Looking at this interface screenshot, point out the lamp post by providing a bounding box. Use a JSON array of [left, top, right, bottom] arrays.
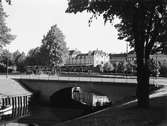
[[6, 57, 8, 78]]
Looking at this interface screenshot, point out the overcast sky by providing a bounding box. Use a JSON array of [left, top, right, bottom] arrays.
[[3, 0, 127, 54]]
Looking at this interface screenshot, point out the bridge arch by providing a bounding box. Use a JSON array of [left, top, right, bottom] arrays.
[[50, 87, 72, 107], [17, 79, 138, 105], [50, 87, 89, 108]]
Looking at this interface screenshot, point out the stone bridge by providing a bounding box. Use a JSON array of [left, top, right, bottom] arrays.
[[16, 79, 141, 104]]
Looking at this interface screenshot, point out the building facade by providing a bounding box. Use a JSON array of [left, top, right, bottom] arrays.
[[109, 53, 127, 64], [110, 52, 167, 66], [63, 49, 109, 72]]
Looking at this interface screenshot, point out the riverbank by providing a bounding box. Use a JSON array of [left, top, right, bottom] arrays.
[[57, 86, 167, 126], [0, 78, 32, 109]]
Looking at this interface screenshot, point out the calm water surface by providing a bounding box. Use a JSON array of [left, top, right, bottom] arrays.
[[0, 105, 90, 126]]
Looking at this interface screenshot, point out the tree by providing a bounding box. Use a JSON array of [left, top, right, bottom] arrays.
[[159, 61, 167, 76], [0, 0, 12, 5], [96, 64, 103, 72], [0, 49, 11, 64], [12, 50, 21, 65], [149, 58, 160, 77], [117, 62, 124, 73], [12, 50, 26, 72], [103, 62, 114, 72], [66, 0, 167, 107], [0, 49, 12, 72], [126, 61, 137, 74], [25, 47, 42, 66], [41, 24, 68, 71], [0, 2, 15, 49]]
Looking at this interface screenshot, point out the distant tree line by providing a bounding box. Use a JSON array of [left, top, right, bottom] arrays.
[[1, 48, 166, 77], [97, 61, 137, 75], [99, 59, 162, 77], [0, 24, 68, 74]]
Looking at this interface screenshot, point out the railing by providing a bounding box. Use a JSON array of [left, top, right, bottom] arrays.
[[6, 74, 135, 83], [1, 74, 161, 86], [1, 95, 31, 108]]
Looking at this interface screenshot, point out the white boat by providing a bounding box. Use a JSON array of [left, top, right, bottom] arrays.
[[0, 105, 13, 113], [72, 87, 112, 107]]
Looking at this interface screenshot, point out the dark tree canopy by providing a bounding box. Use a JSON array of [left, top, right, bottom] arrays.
[[66, 0, 167, 107], [11, 50, 26, 72], [0, 49, 12, 66], [67, 0, 167, 51], [0, 0, 11, 5], [25, 47, 43, 66]]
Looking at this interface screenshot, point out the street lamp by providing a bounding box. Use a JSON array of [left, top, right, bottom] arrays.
[[6, 57, 8, 78]]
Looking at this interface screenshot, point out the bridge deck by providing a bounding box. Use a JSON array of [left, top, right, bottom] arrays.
[[0, 74, 165, 96], [5, 74, 166, 86]]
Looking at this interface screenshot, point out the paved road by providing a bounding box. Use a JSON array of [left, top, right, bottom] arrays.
[[1, 74, 166, 86], [0, 74, 166, 96]]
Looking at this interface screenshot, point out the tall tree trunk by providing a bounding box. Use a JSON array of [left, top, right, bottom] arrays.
[[136, 56, 150, 108], [133, 1, 150, 108]]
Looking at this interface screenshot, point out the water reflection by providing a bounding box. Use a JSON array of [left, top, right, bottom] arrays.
[[0, 107, 30, 125], [0, 123, 38, 126], [0, 86, 111, 126], [18, 105, 87, 126], [0, 105, 89, 126]]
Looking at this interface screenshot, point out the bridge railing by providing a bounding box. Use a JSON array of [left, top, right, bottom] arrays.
[[5, 74, 160, 86]]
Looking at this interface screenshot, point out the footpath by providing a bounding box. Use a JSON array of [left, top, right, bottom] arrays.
[[0, 78, 31, 96], [56, 86, 167, 126]]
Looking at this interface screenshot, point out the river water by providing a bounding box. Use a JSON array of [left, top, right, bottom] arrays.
[[0, 105, 92, 126]]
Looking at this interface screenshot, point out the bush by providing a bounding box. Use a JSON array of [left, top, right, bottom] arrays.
[[160, 65, 167, 77], [103, 62, 114, 73]]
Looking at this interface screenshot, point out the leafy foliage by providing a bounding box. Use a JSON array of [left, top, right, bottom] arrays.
[[11, 50, 26, 72], [67, 0, 167, 52], [24, 24, 68, 72], [159, 63, 167, 76], [149, 58, 160, 76], [0, 2, 15, 49], [0, 0, 12, 5], [41, 24, 68, 67], [25, 47, 42, 66], [103, 62, 114, 72], [66, 0, 167, 107], [0, 49, 12, 72]]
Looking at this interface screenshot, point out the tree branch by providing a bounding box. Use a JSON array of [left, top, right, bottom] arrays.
[[145, 22, 159, 58], [145, 7, 155, 46]]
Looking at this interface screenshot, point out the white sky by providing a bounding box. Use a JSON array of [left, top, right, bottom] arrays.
[[3, 0, 127, 54]]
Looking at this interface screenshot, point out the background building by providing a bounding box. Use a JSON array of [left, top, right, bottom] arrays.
[[63, 49, 109, 72], [109, 53, 127, 64]]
